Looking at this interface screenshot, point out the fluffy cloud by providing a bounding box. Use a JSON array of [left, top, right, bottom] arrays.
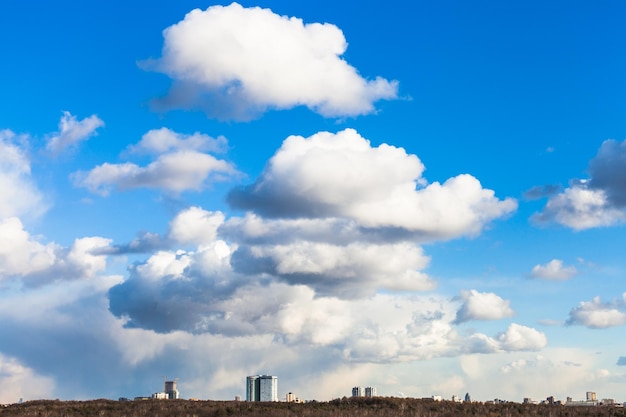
[[454, 290, 515, 323], [72, 128, 238, 195], [0, 130, 46, 219], [530, 259, 578, 280], [145, 3, 398, 120], [533, 140, 626, 229], [231, 241, 434, 298], [0, 217, 112, 286], [496, 323, 547, 351], [462, 324, 546, 354], [533, 185, 625, 230], [228, 129, 516, 239], [168, 207, 225, 246], [0, 217, 58, 280], [46, 111, 104, 155], [566, 296, 626, 329]]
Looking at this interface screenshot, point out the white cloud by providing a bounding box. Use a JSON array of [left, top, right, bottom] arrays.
[[129, 127, 228, 155], [462, 324, 546, 354], [454, 290, 514, 323], [0, 130, 46, 219], [457, 348, 621, 402], [228, 129, 516, 239], [533, 185, 625, 230], [0, 217, 58, 280], [0, 216, 113, 286], [530, 259, 578, 280], [145, 3, 398, 119], [73, 147, 238, 195], [0, 353, 55, 403], [46, 111, 104, 155], [566, 296, 626, 329], [533, 140, 626, 230], [168, 206, 226, 246], [496, 323, 547, 351], [233, 241, 434, 297]]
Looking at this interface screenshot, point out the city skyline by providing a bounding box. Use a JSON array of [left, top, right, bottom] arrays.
[[1, 0, 626, 404]]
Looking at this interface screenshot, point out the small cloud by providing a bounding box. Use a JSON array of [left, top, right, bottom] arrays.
[[463, 323, 547, 354], [566, 296, 626, 329], [530, 259, 577, 280], [523, 184, 561, 200], [454, 289, 514, 324], [72, 128, 239, 196], [497, 323, 547, 351], [46, 111, 104, 155], [532, 139, 626, 230], [128, 127, 228, 155]]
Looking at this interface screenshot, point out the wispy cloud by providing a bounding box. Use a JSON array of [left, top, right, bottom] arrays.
[[46, 111, 104, 155]]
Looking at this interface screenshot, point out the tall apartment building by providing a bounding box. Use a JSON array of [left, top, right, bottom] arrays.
[[352, 386, 363, 397], [246, 375, 278, 402], [165, 380, 179, 399], [365, 387, 377, 398], [586, 392, 597, 401]]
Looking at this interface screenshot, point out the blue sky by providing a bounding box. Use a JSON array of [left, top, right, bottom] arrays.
[[1, 0, 626, 404]]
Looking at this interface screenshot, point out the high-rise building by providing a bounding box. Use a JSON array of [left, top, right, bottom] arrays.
[[352, 386, 363, 397], [365, 387, 377, 398], [246, 375, 278, 402], [464, 393, 471, 403], [165, 380, 179, 399], [246, 376, 259, 402], [586, 392, 597, 401]]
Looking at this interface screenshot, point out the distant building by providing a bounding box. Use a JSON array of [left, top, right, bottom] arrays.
[[352, 386, 363, 397], [586, 392, 597, 401], [286, 392, 296, 402], [365, 387, 377, 398], [464, 393, 471, 403], [152, 392, 168, 400], [431, 395, 442, 402], [165, 380, 179, 399], [246, 375, 278, 402], [235, 395, 242, 402], [452, 395, 461, 403]]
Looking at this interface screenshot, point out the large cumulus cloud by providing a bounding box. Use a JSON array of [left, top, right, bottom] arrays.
[[533, 140, 626, 229], [108, 203, 545, 368], [144, 3, 398, 120], [228, 129, 516, 239]]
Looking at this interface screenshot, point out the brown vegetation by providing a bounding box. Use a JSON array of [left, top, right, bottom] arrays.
[[1, 397, 625, 417]]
